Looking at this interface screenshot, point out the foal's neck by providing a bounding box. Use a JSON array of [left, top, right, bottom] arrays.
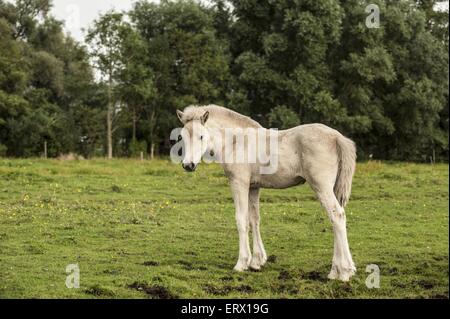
[[206, 119, 265, 131]]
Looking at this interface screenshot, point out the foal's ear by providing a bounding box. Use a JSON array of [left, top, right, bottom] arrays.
[[201, 111, 209, 125], [176, 110, 185, 124]]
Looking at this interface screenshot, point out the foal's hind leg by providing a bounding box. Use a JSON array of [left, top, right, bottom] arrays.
[[314, 186, 356, 281], [248, 188, 267, 270]]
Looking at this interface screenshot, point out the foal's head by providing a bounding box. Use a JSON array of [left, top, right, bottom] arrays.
[[176, 109, 211, 172]]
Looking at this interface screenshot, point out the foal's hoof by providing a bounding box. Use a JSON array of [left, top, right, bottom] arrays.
[[327, 269, 339, 280], [328, 266, 356, 282], [260, 253, 268, 266], [249, 260, 261, 271], [233, 258, 251, 272], [233, 264, 249, 272], [249, 253, 266, 271]]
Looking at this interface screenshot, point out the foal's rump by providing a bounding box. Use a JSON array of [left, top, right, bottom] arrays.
[[295, 124, 356, 207]]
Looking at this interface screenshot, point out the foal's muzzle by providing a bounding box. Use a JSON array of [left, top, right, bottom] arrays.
[[182, 163, 197, 172]]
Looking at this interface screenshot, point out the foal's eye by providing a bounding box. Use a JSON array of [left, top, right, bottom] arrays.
[[178, 135, 182, 142]]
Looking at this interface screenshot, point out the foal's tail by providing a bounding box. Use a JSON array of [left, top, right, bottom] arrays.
[[334, 135, 357, 208]]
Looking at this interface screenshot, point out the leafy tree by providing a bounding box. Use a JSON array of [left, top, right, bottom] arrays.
[[267, 105, 300, 129], [333, 0, 448, 160], [13, 0, 51, 39], [0, 0, 448, 161], [115, 24, 156, 157], [130, 0, 231, 154], [228, 0, 350, 129], [1, 0, 98, 157], [86, 12, 129, 159], [225, 0, 448, 160]]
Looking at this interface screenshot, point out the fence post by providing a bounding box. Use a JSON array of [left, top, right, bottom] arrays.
[[44, 141, 47, 159], [150, 143, 155, 160]]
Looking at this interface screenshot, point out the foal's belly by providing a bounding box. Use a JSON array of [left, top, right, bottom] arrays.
[[250, 129, 306, 189], [255, 174, 306, 189], [251, 160, 306, 189]]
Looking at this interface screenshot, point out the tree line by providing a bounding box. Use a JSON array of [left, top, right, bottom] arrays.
[[0, 0, 448, 161]]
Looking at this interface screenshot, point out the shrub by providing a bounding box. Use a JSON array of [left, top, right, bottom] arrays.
[[129, 140, 147, 158], [0, 144, 7, 157]]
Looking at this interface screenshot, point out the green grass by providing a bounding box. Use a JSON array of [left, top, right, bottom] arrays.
[[0, 158, 448, 299]]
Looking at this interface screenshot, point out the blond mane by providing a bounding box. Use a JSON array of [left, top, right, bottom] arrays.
[[182, 105, 262, 128]]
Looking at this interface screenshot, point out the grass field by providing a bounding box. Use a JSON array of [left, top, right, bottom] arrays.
[[0, 158, 448, 299]]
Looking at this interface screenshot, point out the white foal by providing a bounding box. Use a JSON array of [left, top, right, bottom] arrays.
[[175, 105, 356, 281]]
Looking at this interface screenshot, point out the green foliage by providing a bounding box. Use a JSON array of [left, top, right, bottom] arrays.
[[86, 12, 127, 83], [227, 0, 448, 160], [229, 0, 344, 127], [268, 105, 300, 129], [13, 0, 51, 39], [128, 0, 231, 154], [0, 0, 448, 161], [0, 0, 99, 158], [0, 143, 6, 156], [129, 139, 148, 158], [331, 0, 448, 160]]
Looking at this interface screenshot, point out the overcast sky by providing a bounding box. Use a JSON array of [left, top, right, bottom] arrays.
[[50, 0, 145, 42]]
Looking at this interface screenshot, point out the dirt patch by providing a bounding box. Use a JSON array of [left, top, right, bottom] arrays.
[[278, 269, 327, 282], [276, 284, 299, 294], [26, 245, 45, 255], [220, 275, 234, 282], [322, 282, 354, 298], [391, 279, 407, 288], [388, 267, 399, 275], [301, 270, 325, 281], [235, 285, 253, 293], [414, 279, 435, 290], [128, 282, 178, 299], [143, 261, 159, 266], [203, 284, 253, 296], [432, 254, 448, 261], [103, 269, 120, 275], [176, 260, 207, 271], [267, 255, 277, 263], [178, 260, 194, 270], [111, 185, 122, 193], [203, 284, 229, 295], [430, 292, 449, 299], [85, 285, 115, 297], [278, 270, 292, 280], [272, 271, 300, 295]]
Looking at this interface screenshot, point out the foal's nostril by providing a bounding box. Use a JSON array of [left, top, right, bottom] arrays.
[[182, 163, 196, 172]]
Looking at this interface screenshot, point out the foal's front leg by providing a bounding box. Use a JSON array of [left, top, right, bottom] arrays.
[[230, 181, 251, 272]]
